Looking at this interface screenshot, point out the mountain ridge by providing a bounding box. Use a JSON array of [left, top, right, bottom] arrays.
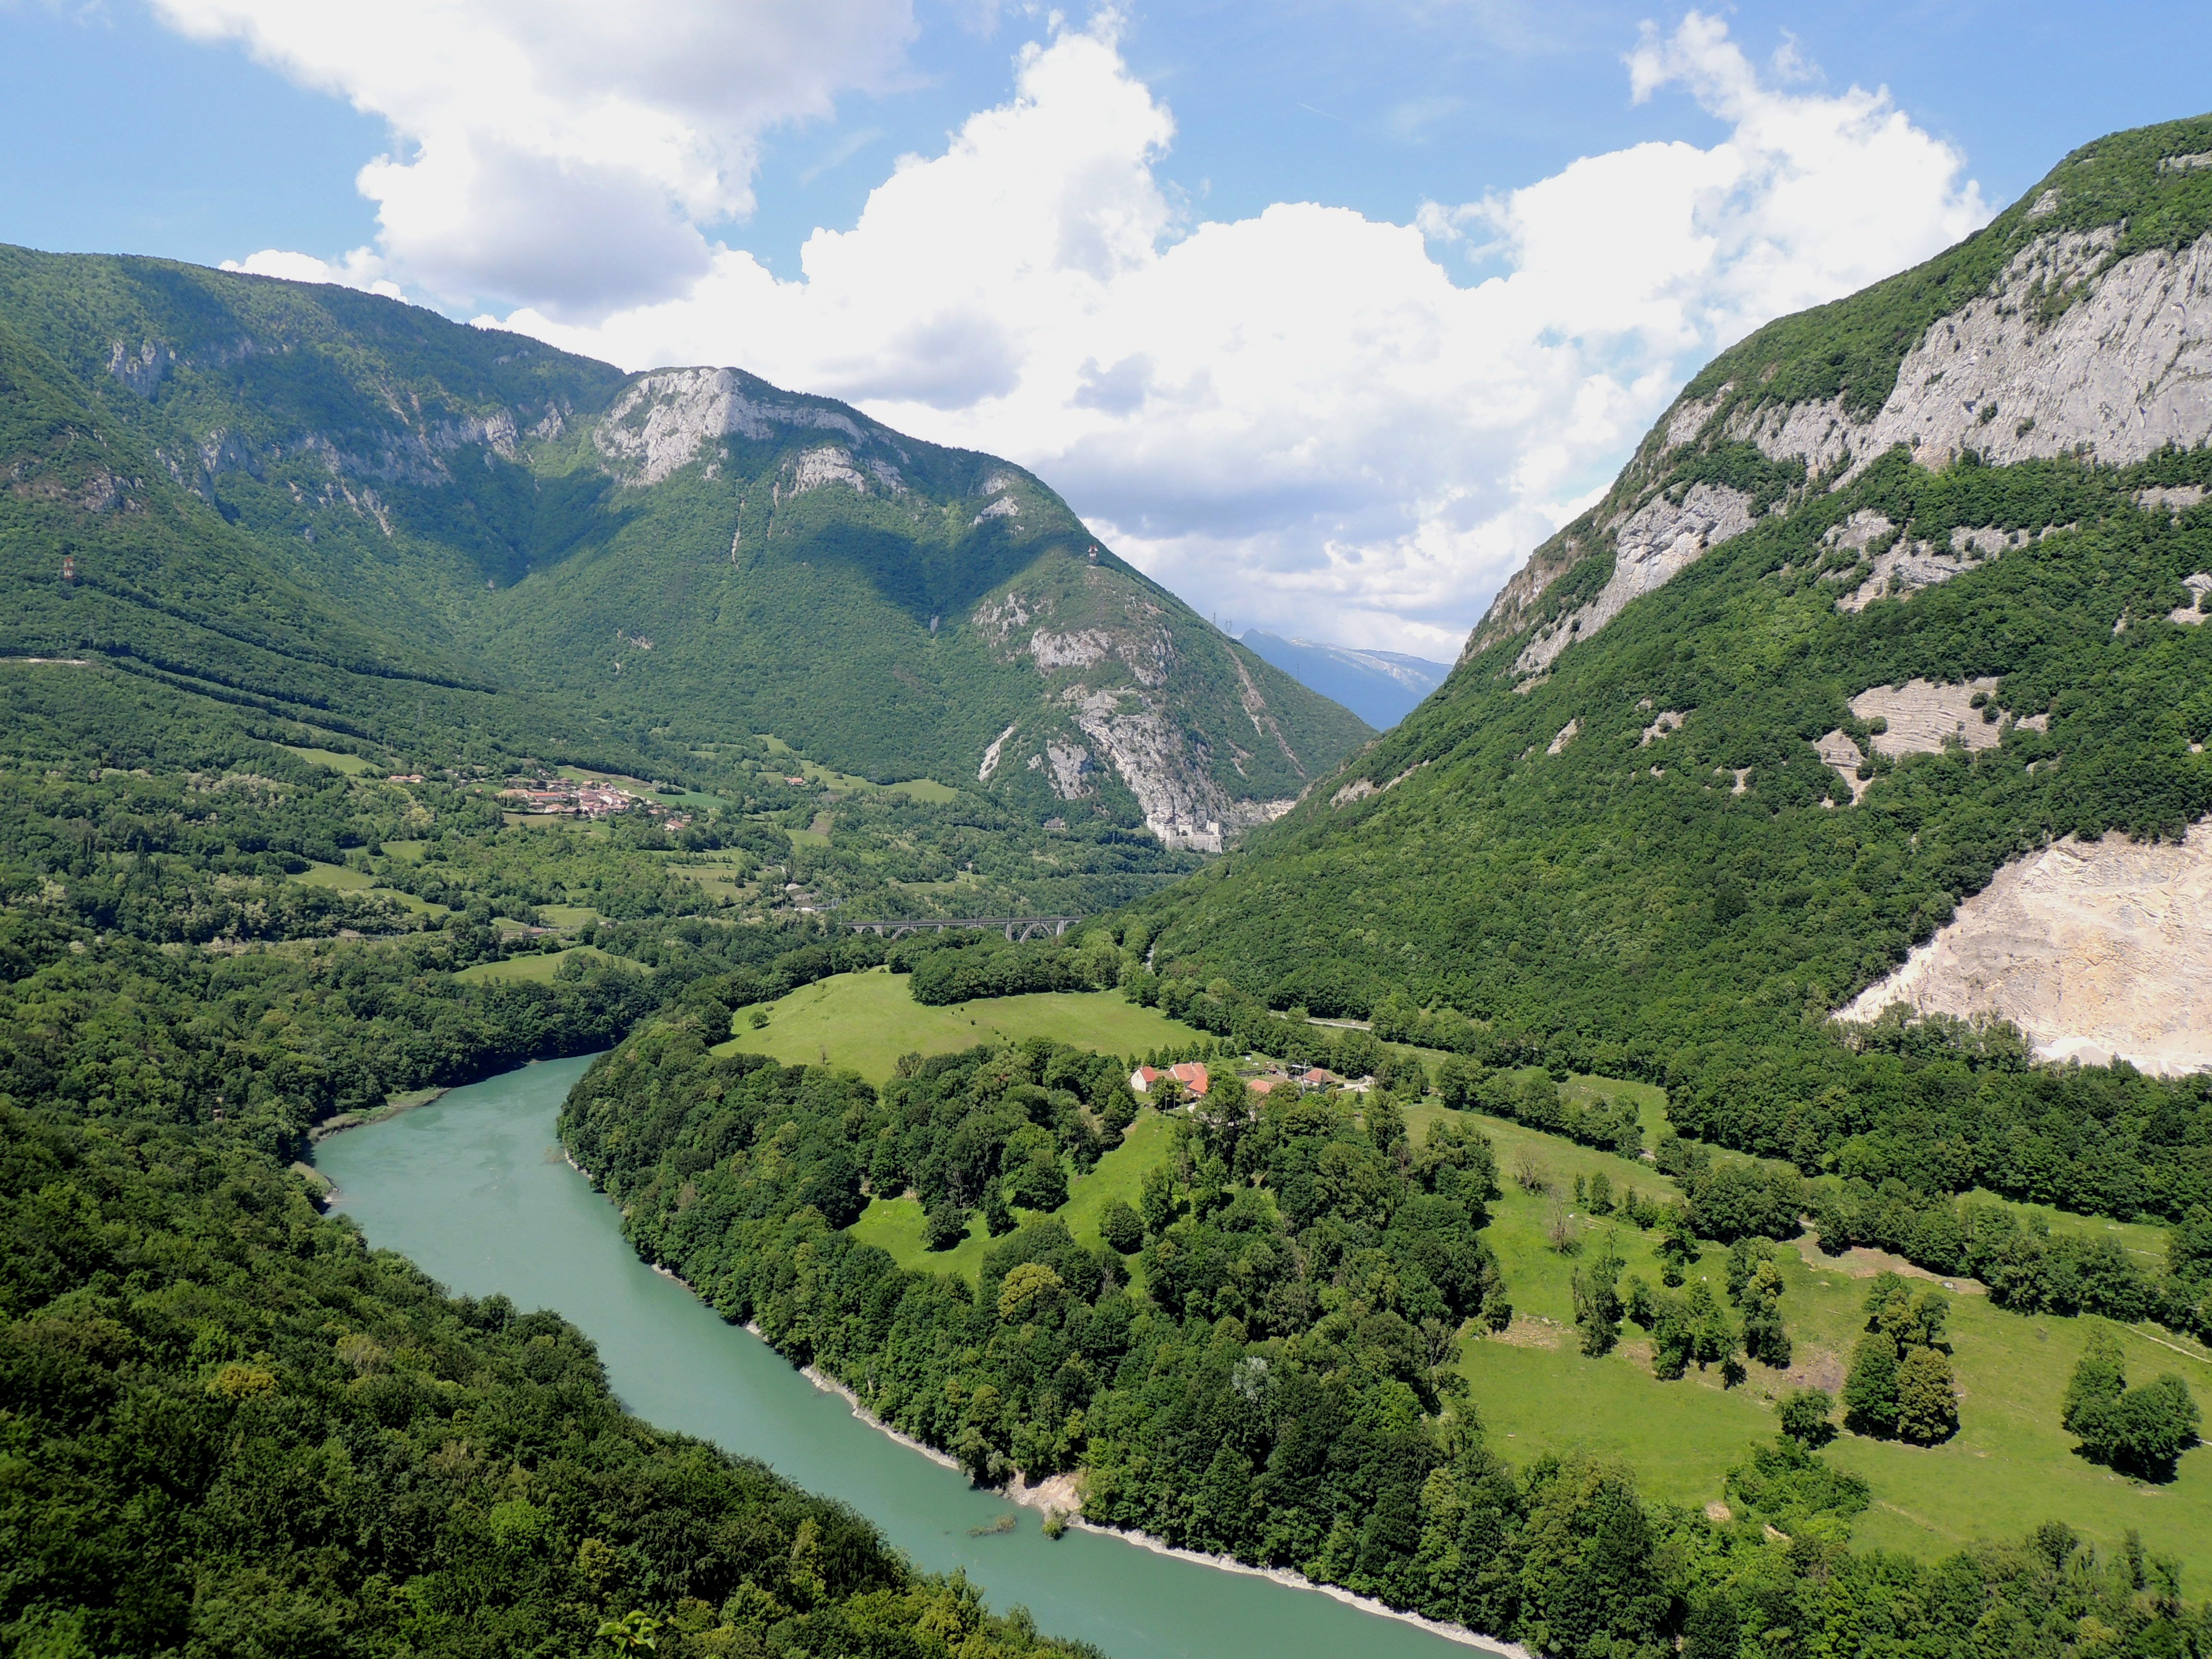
[[1239, 629, 1452, 729], [0, 245, 1371, 844], [1126, 112, 2212, 1100]]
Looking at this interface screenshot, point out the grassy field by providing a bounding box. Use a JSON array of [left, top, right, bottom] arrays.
[[289, 860, 447, 916], [886, 778, 959, 803], [290, 860, 374, 891], [537, 904, 605, 929], [1421, 1103, 2212, 1580], [711, 969, 1209, 1082], [674, 854, 757, 905], [278, 744, 376, 775], [756, 734, 960, 803], [453, 945, 623, 984], [847, 1108, 1174, 1287]]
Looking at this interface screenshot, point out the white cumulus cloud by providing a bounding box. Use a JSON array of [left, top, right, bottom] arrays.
[[157, 0, 916, 315], [503, 12, 1985, 655], [187, 6, 1987, 656]]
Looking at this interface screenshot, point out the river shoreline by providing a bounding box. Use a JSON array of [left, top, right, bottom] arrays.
[[774, 1321, 1529, 1659], [577, 1143, 1525, 1658]]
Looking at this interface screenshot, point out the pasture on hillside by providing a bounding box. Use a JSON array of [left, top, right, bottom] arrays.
[[1423, 1102, 2212, 1582]]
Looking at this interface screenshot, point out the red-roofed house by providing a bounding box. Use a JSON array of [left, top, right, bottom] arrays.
[[1129, 1062, 1211, 1101], [1168, 1062, 1210, 1098]]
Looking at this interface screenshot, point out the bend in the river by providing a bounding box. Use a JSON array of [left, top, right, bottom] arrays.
[[316, 1056, 1493, 1659]]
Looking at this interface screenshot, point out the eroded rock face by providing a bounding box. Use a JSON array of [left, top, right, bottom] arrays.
[[1512, 482, 1756, 676], [1839, 822, 2212, 1074], [2172, 572, 2212, 625], [107, 339, 174, 397], [1737, 229, 2212, 481], [1815, 731, 1872, 803], [593, 367, 870, 486], [972, 570, 1308, 848], [1061, 685, 1291, 851]]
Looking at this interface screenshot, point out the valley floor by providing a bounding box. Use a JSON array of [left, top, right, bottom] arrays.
[[754, 981, 2212, 1583]]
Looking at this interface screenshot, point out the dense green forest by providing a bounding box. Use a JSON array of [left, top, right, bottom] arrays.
[[0, 674, 1107, 1653]]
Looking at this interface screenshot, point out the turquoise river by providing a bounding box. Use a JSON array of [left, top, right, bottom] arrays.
[[315, 1054, 1491, 1659]]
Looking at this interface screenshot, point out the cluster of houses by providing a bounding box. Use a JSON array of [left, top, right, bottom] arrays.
[[1127, 1062, 1372, 1104], [498, 778, 690, 828]]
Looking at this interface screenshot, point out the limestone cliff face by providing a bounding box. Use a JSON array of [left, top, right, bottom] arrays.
[[1466, 153, 2212, 683], [969, 565, 1308, 851], [1444, 123, 2212, 1066], [1508, 483, 1759, 678], [1716, 228, 2212, 485], [591, 367, 885, 488]]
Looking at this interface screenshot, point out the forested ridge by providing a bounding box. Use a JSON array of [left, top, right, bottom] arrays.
[[1117, 123, 2212, 1244], [0, 240, 1369, 826]]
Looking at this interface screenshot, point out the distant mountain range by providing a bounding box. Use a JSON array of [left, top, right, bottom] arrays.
[[0, 246, 1372, 848], [1238, 631, 1453, 729]]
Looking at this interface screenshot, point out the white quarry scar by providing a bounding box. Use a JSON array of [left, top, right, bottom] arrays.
[[1838, 821, 2212, 1075]]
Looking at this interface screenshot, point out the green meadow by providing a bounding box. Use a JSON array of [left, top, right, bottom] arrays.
[[453, 945, 624, 983], [289, 859, 449, 916], [711, 968, 1209, 1082], [1420, 1102, 2212, 1581], [277, 744, 378, 775]]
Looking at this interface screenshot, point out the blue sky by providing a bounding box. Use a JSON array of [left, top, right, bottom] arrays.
[[6, 0, 2208, 652]]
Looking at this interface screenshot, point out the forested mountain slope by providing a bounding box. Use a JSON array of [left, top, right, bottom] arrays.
[[1127, 115, 2212, 1189], [0, 246, 1368, 845]]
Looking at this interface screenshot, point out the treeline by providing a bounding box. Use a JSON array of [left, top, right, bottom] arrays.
[[0, 929, 660, 1160], [0, 1104, 1096, 1659], [974, 947, 2212, 1351], [1321, 980, 2212, 1234], [564, 1014, 2211, 1659], [897, 931, 1122, 1005]]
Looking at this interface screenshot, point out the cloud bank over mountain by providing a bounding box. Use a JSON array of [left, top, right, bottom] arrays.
[[189, 6, 1987, 656]]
